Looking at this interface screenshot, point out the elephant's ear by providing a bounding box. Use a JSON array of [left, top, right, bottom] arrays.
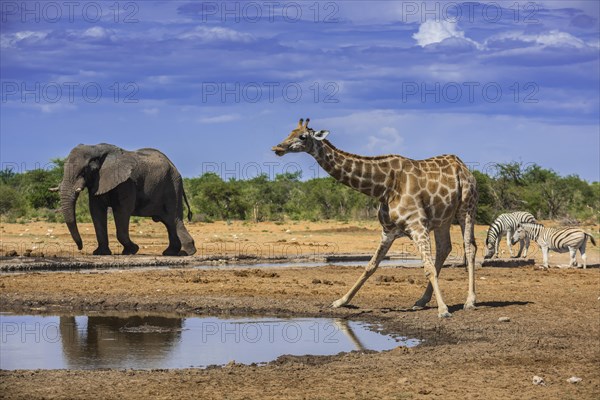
[[95, 151, 136, 195]]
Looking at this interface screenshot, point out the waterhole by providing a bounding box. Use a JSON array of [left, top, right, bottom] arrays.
[[0, 314, 419, 370]]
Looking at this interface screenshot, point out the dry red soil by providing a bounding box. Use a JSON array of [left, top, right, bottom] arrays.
[[1, 220, 599, 399]]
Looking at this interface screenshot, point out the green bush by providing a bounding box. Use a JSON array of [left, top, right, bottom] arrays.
[[1, 161, 598, 225], [0, 185, 25, 215]]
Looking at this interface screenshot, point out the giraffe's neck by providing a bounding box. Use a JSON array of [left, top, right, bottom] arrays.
[[309, 140, 393, 199]]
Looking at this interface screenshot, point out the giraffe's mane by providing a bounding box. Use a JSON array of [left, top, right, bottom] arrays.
[[322, 139, 402, 161]]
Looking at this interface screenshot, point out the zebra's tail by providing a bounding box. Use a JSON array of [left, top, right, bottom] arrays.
[[586, 234, 597, 247]]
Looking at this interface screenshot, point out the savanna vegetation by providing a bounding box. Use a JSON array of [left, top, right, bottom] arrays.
[[1, 161, 598, 225]]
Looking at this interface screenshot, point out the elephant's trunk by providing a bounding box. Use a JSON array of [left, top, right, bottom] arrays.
[[60, 182, 83, 250]]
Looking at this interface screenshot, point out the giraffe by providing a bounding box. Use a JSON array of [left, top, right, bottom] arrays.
[[272, 118, 478, 318]]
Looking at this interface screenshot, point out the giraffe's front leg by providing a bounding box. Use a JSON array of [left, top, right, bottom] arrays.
[[461, 212, 477, 311], [331, 231, 395, 308]]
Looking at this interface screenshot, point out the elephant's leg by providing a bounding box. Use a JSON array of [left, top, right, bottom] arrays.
[[89, 199, 111, 255], [160, 219, 182, 256], [175, 220, 196, 256], [113, 208, 139, 255], [166, 179, 195, 256]]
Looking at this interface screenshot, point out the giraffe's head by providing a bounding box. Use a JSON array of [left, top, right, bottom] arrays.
[[272, 118, 329, 156]]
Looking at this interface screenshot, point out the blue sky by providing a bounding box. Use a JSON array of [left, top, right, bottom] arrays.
[[1, 0, 599, 181]]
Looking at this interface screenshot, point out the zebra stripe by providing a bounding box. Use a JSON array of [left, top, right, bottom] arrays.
[[514, 223, 597, 269], [485, 211, 536, 258]]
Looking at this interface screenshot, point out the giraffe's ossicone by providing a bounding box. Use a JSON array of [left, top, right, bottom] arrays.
[[272, 118, 479, 318]]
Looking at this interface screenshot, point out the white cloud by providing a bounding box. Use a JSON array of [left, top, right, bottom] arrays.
[[488, 30, 592, 49], [413, 21, 459, 47], [413, 20, 481, 49], [179, 27, 254, 43], [198, 114, 241, 124], [535, 31, 587, 48], [83, 27, 110, 39], [0, 31, 47, 48], [319, 110, 408, 155], [367, 126, 404, 153]]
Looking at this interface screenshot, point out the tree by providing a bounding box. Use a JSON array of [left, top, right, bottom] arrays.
[[472, 170, 495, 224]]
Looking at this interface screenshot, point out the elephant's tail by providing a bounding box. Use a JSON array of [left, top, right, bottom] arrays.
[[183, 189, 193, 222]]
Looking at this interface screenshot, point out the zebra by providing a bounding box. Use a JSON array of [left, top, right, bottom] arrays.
[[512, 222, 597, 269], [484, 211, 536, 259]]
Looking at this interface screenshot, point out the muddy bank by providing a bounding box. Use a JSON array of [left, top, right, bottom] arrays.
[[0, 253, 542, 273], [0, 253, 421, 272]]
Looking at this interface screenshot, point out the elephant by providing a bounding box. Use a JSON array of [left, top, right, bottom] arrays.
[[54, 143, 196, 256]]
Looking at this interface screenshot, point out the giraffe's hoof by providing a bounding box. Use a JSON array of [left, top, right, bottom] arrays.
[[463, 302, 477, 311], [330, 299, 347, 308], [412, 305, 425, 311], [438, 311, 453, 318]]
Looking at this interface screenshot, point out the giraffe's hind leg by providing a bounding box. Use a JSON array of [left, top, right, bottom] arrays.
[[457, 206, 477, 310], [413, 225, 452, 310], [410, 225, 451, 318]]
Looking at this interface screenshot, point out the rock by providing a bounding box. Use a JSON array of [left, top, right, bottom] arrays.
[[311, 279, 322, 284], [498, 317, 511, 323], [532, 376, 545, 386], [566, 376, 582, 384]]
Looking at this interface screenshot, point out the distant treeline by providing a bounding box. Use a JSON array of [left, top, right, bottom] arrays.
[[1, 160, 598, 225]]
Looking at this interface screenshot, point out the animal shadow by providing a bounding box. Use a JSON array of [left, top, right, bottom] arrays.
[[448, 300, 533, 313]]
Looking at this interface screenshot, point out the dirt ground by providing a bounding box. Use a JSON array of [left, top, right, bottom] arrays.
[[1, 219, 598, 265], [1, 220, 599, 399]]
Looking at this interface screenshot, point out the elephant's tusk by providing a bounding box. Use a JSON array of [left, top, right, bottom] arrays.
[[48, 186, 60, 192], [75, 188, 82, 193]]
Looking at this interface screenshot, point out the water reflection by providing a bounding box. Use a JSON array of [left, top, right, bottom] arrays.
[[0, 314, 419, 370], [59, 316, 183, 369]]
